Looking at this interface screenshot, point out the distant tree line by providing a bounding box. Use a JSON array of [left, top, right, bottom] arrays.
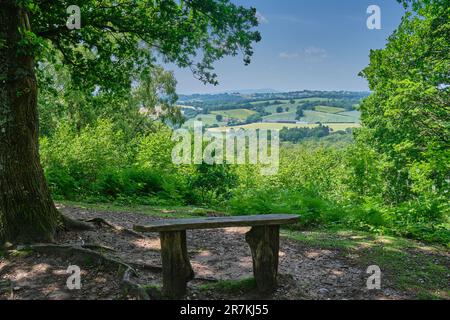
[[279, 125, 332, 143]]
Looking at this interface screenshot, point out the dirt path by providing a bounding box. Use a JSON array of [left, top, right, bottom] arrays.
[[0, 205, 416, 300]]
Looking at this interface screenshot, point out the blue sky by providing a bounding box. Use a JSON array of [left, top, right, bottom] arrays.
[[170, 0, 406, 94]]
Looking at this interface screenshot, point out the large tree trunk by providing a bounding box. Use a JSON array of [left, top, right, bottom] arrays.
[[0, 1, 60, 243]]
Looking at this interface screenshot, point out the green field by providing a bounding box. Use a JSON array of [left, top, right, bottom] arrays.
[[338, 110, 361, 122], [211, 109, 257, 120], [261, 109, 360, 123], [314, 105, 346, 113], [183, 114, 226, 127], [262, 110, 297, 121], [300, 110, 357, 123], [208, 122, 361, 132]]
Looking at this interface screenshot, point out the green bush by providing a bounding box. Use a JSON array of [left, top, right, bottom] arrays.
[[93, 168, 164, 197], [187, 163, 238, 205], [40, 119, 129, 189], [228, 187, 343, 228], [44, 166, 77, 199]]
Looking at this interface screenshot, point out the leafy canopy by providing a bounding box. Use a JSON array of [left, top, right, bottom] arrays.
[[23, 0, 261, 91]]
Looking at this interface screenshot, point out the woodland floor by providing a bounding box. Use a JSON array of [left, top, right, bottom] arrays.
[[0, 202, 448, 300]]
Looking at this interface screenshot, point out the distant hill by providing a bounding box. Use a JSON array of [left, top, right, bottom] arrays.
[[179, 90, 369, 104], [223, 88, 280, 94]]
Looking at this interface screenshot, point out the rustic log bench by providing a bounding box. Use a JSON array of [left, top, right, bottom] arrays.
[[133, 214, 299, 297]]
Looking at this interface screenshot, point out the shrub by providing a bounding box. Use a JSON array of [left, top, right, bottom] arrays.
[[228, 187, 343, 228]]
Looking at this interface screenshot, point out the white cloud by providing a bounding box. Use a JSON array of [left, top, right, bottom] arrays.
[[256, 11, 269, 24], [276, 15, 306, 24], [279, 46, 328, 63], [303, 46, 328, 62], [279, 52, 299, 59]]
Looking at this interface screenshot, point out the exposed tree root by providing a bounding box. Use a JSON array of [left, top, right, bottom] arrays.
[[83, 217, 117, 229], [13, 244, 151, 300], [195, 277, 219, 283], [16, 244, 133, 271], [61, 215, 95, 231], [129, 262, 163, 273], [81, 243, 116, 253], [82, 217, 146, 238], [0, 280, 12, 299]]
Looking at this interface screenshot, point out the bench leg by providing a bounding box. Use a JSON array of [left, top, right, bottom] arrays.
[[245, 225, 279, 294], [160, 230, 194, 298]]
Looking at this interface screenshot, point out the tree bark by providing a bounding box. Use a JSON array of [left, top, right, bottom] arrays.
[[245, 225, 280, 293], [160, 230, 194, 298], [0, 1, 60, 243]]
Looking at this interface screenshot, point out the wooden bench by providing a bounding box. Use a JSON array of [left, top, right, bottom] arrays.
[[133, 214, 299, 297]]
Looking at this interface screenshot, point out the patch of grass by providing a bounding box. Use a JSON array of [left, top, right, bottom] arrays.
[[314, 106, 346, 114], [140, 284, 166, 299], [198, 278, 257, 294], [355, 246, 449, 299], [282, 229, 377, 250], [7, 248, 33, 258], [57, 201, 228, 219], [284, 228, 450, 300]]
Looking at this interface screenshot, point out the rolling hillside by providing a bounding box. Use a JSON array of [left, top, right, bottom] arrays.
[[181, 91, 364, 131]]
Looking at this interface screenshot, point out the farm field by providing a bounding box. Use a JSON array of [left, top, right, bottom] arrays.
[[338, 110, 361, 122], [260, 109, 360, 123], [211, 108, 257, 120], [300, 110, 357, 123], [314, 106, 346, 113], [262, 110, 297, 121]]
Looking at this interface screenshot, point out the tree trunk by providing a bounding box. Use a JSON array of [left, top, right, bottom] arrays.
[[0, 1, 60, 243]]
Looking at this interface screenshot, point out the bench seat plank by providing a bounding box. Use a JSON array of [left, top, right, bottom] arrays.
[[133, 214, 299, 232]]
